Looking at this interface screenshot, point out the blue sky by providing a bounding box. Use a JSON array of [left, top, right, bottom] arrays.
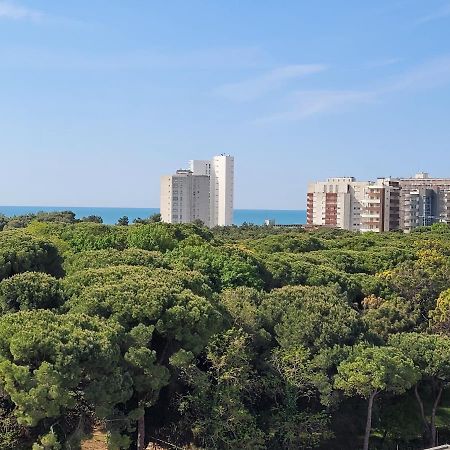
[[0, 1, 449, 209]]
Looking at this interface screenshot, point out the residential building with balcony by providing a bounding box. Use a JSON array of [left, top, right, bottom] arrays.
[[190, 155, 234, 227], [161, 154, 234, 227], [307, 177, 369, 231], [399, 173, 450, 232], [361, 178, 400, 233], [308, 173, 450, 233], [160, 170, 210, 225]]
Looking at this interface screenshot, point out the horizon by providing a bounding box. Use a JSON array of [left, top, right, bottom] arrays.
[[0, 205, 308, 226], [0, 204, 306, 212], [1, 1, 449, 209]]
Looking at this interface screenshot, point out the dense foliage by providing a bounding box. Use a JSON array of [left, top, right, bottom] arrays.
[[1, 215, 450, 449]]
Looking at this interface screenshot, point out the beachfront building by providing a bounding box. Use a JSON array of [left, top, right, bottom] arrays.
[[161, 154, 234, 227], [360, 178, 401, 233], [308, 173, 450, 232], [189, 154, 234, 227], [306, 177, 369, 231], [210, 154, 234, 227], [399, 173, 450, 232], [160, 170, 210, 225]]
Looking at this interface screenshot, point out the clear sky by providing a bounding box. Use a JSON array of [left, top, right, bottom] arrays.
[[1, 1, 449, 209]]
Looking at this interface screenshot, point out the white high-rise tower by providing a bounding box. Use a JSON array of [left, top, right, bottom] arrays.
[[210, 155, 234, 227], [161, 155, 234, 228], [188, 154, 234, 227], [160, 170, 210, 225]]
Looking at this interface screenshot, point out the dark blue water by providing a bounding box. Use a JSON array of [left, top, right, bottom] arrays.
[[0, 206, 306, 226]]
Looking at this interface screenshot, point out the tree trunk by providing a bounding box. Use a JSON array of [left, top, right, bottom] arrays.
[[137, 413, 145, 450], [414, 382, 431, 443], [430, 383, 443, 447], [363, 391, 377, 450]]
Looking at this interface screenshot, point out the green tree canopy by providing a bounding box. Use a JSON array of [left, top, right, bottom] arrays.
[[362, 295, 419, 342], [261, 286, 363, 354], [389, 332, 450, 446], [116, 216, 129, 226], [64, 248, 168, 274], [0, 310, 130, 438], [335, 345, 419, 450], [0, 231, 63, 281], [80, 215, 103, 224], [166, 241, 266, 291], [127, 223, 178, 252], [0, 272, 65, 313], [64, 263, 222, 448], [177, 328, 266, 450]]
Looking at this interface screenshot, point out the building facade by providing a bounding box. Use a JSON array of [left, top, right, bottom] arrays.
[[189, 154, 234, 227], [307, 177, 369, 231], [360, 178, 400, 233], [399, 173, 450, 232], [308, 173, 450, 233], [160, 170, 210, 225], [189, 159, 211, 177], [161, 154, 234, 227], [210, 155, 234, 227]]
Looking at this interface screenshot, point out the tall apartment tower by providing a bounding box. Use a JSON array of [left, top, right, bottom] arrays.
[[160, 170, 210, 225], [161, 154, 234, 227], [307, 177, 369, 231], [190, 154, 234, 227], [211, 155, 234, 227]]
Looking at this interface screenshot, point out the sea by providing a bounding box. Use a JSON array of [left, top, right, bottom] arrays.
[[0, 206, 307, 226]]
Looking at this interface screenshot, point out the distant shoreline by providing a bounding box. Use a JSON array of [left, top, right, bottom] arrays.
[[0, 206, 307, 226]]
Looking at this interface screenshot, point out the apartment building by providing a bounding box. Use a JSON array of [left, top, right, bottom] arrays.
[[160, 170, 210, 225], [307, 177, 369, 231], [161, 154, 234, 227], [360, 178, 400, 232], [399, 173, 450, 232], [308, 173, 450, 232], [189, 154, 234, 227]]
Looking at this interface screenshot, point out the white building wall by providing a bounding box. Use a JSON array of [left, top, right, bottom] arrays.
[[383, 188, 392, 231], [160, 175, 173, 223], [160, 172, 210, 225], [307, 178, 371, 230], [312, 191, 326, 225], [192, 175, 211, 225], [349, 182, 369, 231], [163, 155, 234, 227], [210, 155, 234, 227], [189, 160, 211, 176]]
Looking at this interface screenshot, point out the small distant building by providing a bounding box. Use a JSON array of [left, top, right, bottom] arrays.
[[264, 219, 276, 226]]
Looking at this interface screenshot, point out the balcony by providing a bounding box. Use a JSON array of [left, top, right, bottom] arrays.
[[362, 222, 381, 227], [361, 212, 381, 218], [363, 207, 382, 213]]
